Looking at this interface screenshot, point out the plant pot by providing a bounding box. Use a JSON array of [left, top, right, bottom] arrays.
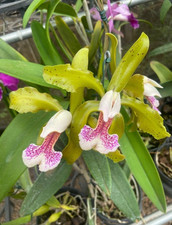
[[96, 177, 142, 225], [154, 151, 172, 198]]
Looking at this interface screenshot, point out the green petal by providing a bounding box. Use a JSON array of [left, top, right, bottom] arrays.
[[109, 113, 124, 139], [71, 48, 88, 71], [108, 32, 149, 92], [106, 150, 125, 163], [9, 87, 62, 113], [122, 97, 170, 139], [106, 33, 118, 74], [124, 74, 144, 99], [63, 100, 99, 164]]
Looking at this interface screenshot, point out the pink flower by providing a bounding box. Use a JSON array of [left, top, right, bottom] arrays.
[[0, 73, 19, 100], [143, 77, 163, 114], [79, 91, 121, 154], [22, 110, 72, 172], [90, 0, 139, 33]]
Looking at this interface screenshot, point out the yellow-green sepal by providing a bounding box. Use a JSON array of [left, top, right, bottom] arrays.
[[43, 48, 104, 97], [109, 113, 125, 139], [106, 33, 118, 74], [122, 96, 170, 140], [124, 74, 144, 99], [108, 32, 149, 92], [70, 48, 88, 113], [9, 87, 62, 113], [63, 100, 99, 164], [43, 64, 104, 96], [106, 150, 125, 163]]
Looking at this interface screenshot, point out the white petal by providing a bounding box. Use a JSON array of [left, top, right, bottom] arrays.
[[109, 92, 121, 118], [79, 125, 98, 150], [144, 83, 161, 97], [99, 90, 114, 122], [144, 76, 163, 88], [41, 110, 72, 138], [22, 144, 44, 168], [39, 151, 62, 172]]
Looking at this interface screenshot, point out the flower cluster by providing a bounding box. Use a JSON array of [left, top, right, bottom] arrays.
[[90, 0, 139, 34]]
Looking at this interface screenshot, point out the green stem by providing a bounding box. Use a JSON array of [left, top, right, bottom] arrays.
[[0, 84, 17, 118], [83, 0, 93, 31], [19, 169, 33, 193]]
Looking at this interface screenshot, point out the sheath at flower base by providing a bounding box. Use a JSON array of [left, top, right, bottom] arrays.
[[79, 91, 121, 154], [143, 76, 163, 114], [22, 110, 72, 172], [0, 73, 19, 100]]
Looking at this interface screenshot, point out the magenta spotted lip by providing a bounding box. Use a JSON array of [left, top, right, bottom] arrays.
[[79, 91, 121, 154], [22, 110, 72, 172]]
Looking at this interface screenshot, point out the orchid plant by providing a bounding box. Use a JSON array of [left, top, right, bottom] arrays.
[[0, 0, 171, 224]]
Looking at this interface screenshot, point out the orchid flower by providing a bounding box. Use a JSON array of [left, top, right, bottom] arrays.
[[0, 73, 19, 100], [22, 110, 72, 172], [79, 91, 121, 154], [143, 76, 163, 114], [90, 0, 139, 33]]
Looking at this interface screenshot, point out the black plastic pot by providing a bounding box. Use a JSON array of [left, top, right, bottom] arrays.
[[154, 153, 172, 198], [96, 179, 142, 225]]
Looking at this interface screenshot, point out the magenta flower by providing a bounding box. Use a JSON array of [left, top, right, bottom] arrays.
[[90, 0, 139, 33], [0, 73, 19, 100], [79, 91, 121, 154], [143, 77, 163, 114], [22, 110, 72, 172]]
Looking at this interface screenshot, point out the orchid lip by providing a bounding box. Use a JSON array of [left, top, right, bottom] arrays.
[[22, 132, 62, 172], [79, 112, 120, 154], [22, 110, 72, 172]]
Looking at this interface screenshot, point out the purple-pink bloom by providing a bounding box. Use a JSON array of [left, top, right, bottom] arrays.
[[22, 110, 72, 172], [0, 73, 19, 100], [90, 0, 139, 33], [143, 76, 163, 114], [79, 91, 121, 154]]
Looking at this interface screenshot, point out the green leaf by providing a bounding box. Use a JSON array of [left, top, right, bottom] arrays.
[[89, 21, 102, 64], [120, 107, 166, 212], [55, 16, 82, 56], [43, 64, 104, 96], [20, 159, 72, 216], [108, 32, 149, 92], [160, 0, 172, 22], [106, 33, 118, 74], [159, 81, 172, 97], [45, 0, 61, 38], [150, 61, 172, 83], [31, 21, 63, 65], [23, 0, 46, 28], [0, 111, 54, 202], [0, 59, 56, 88], [109, 160, 140, 220], [39, 1, 77, 17], [1, 215, 32, 225], [75, 0, 83, 12], [122, 96, 170, 140], [9, 87, 62, 113], [83, 150, 111, 196], [148, 43, 172, 57], [0, 39, 26, 61]]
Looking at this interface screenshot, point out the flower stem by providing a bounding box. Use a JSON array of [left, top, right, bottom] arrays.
[[83, 0, 93, 31]]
